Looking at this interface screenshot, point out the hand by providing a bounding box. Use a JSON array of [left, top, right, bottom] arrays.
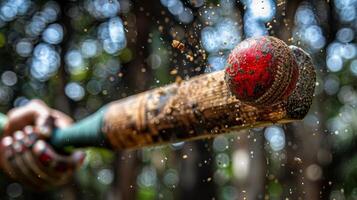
[[3, 99, 73, 138], [1, 99, 85, 190], [0, 126, 85, 190]]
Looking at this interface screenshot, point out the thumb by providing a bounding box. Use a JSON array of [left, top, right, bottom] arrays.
[[34, 113, 53, 138], [52, 150, 85, 173], [70, 151, 86, 169]]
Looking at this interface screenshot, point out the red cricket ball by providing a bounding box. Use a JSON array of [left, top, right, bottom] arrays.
[[225, 36, 299, 107]]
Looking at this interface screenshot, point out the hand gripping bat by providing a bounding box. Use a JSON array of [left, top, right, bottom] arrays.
[[0, 36, 316, 150]]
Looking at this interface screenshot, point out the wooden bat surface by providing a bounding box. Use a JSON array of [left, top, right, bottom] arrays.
[[104, 71, 284, 149], [103, 46, 315, 149], [0, 45, 315, 151]]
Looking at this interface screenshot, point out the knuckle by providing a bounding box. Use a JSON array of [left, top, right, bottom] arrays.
[[29, 99, 43, 104], [28, 99, 46, 108], [6, 109, 17, 119]]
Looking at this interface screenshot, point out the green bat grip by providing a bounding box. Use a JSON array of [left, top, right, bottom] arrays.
[[0, 108, 109, 150], [50, 107, 109, 150], [0, 113, 7, 135]]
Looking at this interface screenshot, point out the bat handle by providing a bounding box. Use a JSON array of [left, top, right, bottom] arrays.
[[50, 108, 109, 150], [0, 109, 109, 151], [0, 113, 7, 134]]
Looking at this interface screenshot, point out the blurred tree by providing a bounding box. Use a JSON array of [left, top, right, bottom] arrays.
[[1, 0, 357, 200]]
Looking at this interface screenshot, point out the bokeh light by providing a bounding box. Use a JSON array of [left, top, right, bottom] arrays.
[[248, 0, 275, 21], [215, 153, 230, 168], [25, 1, 60, 37], [213, 136, 229, 152], [0, 0, 356, 199], [264, 126, 286, 151], [1, 71, 17, 86], [81, 39, 100, 58], [0, 0, 31, 22], [163, 169, 179, 188], [6, 183, 23, 198], [337, 27, 354, 43], [30, 43, 60, 81], [65, 49, 85, 74], [137, 166, 157, 188], [160, 0, 193, 23], [15, 39, 33, 57], [243, 0, 275, 37], [65, 82, 85, 101], [97, 169, 114, 185], [85, 0, 121, 19], [293, 3, 326, 53], [42, 23, 64, 44], [98, 17, 126, 55], [232, 149, 250, 181]]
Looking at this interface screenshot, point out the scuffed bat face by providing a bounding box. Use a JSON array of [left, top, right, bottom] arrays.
[[286, 46, 316, 119]]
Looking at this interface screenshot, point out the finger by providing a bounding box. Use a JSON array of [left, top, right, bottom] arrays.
[[52, 151, 85, 173], [10, 131, 45, 188], [51, 110, 73, 129], [22, 149, 65, 187], [27, 100, 55, 137], [21, 129, 60, 184], [0, 136, 16, 178], [22, 126, 37, 147], [69, 151, 86, 170], [32, 140, 74, 183], [4, 100, 51, 136], [1, 133, 58, 190], [34, 114, 53, 138], [14, 132, 69, 189], [8, 156, 40, 188], [4, 107, 36, 135]]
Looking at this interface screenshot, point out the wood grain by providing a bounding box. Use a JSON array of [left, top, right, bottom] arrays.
[[102, 46, 315, 150]]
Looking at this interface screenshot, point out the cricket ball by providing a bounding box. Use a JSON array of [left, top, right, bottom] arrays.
[[225, 36, 299, 107]]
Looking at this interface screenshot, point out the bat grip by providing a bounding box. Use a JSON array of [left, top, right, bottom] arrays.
[[0, 113, 7, 135], [50, 107, 109, 150], [0, 108, 109, 151]]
